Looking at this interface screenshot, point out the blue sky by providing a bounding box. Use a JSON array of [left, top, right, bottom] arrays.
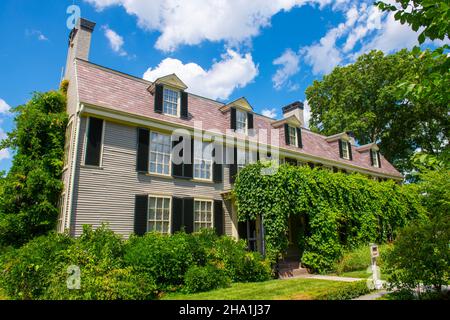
[[0, 0, 442, 172]]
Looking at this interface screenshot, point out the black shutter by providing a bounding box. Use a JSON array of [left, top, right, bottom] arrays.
[[247, 113, 254, 130], [183, 137, 194, 179], [154, 84, 163, 113], [214, 200, 224, 236], [308, 162, 315, 169], [183, 198, 194, 233], [181, 92, 188, 119], [172, 197, 183, 234], [339, 140, 343, 158], [134, 195, 148, 236], [85, 117, 104, 166], [284, 124, 290, 146], [377, 152, 381, 168], [136, 128, 149, 172], [230, 108, 236, 130], [229, 146, 238, 184], [172, 136, 184, 178], [297, 127, 303, 148], [348, 142, 353, 160], [213, 143, 223, 183], [370, 150, 374, 166]]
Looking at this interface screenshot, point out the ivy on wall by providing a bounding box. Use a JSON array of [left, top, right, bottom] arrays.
[[233, 163, 425, 273]]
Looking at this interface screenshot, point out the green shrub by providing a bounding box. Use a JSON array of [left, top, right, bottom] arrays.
[[383, 215, 450, 298], [316, 281, 371, 300], [123, 232, 194, 289], [334, 244, 390, 274], [0, 232, 73, 299], [184, 264, 230, 293]]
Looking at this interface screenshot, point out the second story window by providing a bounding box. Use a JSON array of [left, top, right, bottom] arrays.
[[163, 87, 179, 116], [371, 149, 380, 168], [236, 110, 248, 133], [150, 132, 171, 175], [340, 139, 350, 160], [288, 126, 297, 146], [194, 141, 213, 180]]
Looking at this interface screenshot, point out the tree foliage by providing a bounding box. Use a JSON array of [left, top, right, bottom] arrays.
[[305, 49, 449, 173], [233, 163, 424, 273], [0, 91, 68, 246]]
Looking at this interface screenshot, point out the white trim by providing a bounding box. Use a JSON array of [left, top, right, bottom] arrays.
[[162, 85, 181, 118], [63, 119, 74, 171], [193, 198, 214, 232], [149, 130, 172, 177], [341, 139, 350, 160], [371, 149, 380, 168], [147, 195, 172, 235]]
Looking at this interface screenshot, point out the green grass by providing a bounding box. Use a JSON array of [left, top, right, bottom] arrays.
[[333, 244, 391, 274], [0, 288, 8, 300], [162, 278, 370, 300], [331, 269, 387, 281]]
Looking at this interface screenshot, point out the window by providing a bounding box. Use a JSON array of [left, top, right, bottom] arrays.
[[237, 149, 250, 172], [236, 110, 247, 133], [150, 132, 171, 175], [194, 200, 213, 232], [194, 141, 213, 180], [64, 121, 73, 168], [85, 117, 104, 166], [288, 126, 297, 146], [372, 150, 380, 167], [340, 139, 350, 160], [148, 196, 171, 234], [163, 87, 179, 116]]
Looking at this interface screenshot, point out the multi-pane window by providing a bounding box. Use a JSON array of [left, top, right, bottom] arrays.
[[372, 150, 379, 167], [150, 132, 171, 175], [288, 126, 297, 146], [148, 196, 171, 234], [237, 149, 250, 172], [341, 140, 350, 160], [194, 200, 213, 232], [163, 87, 179, 116], [236, 110, 247, 133], [194, 141, 213, 180]]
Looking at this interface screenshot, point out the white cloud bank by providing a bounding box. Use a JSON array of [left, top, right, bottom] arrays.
[[84, 0, 345, 52], [0, 99, 10, 114], [272, 49, 300, 90], [0, 125, 10, 161], [261, 108, 277, 119], [102, 26, 128, 56], [143, 50, 258, 100]]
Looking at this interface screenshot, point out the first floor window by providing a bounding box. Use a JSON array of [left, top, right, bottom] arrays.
[[194, 141, 213, 180], [150, 132, 171, 175], [371, 150, 380, 167], [237, 149, 250, 172], [163, 87, 179, 116], [148, 196, 171, 234], [340, 139, 350, 160], [288, 126, 297, 146], [194, 200, 213, 232]]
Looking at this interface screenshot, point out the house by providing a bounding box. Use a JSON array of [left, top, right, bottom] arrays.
[[58, 18, 403, 256]]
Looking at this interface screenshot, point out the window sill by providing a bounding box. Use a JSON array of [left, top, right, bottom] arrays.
[[80, 164, 104, 170], [144, 172, 173, 180]]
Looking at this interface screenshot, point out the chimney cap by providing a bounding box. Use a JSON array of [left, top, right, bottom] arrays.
[[282, 101, 304, 114], [77, 18, 96, 32]]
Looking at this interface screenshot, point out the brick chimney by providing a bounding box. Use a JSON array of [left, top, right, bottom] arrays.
[[64, 18, 96, 80], [282, 101, 304, 127]]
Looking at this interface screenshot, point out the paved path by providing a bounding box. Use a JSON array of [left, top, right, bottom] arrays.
[[302, 274, 363, 282], [353, 290, 389, 300]]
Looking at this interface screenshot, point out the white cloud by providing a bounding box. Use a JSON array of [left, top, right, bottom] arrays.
[[0, 99, 10, 114], [25, 29, 48, 41], [143, 50, 258, 100], [84, 0, 346, 52], [272, 49, 300, 90], [262, 108, 277, 119], [102, 26, 128, 56], [0, 126, 10, 161], [303, 100, 311, 129]]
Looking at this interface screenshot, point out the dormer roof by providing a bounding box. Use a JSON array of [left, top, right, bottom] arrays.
[[356, 143, 379, 152], [147, 74, 188, 94], [271, 115, 302, 128], [219, 97, 253, 113], [325, 132, 351, 143]]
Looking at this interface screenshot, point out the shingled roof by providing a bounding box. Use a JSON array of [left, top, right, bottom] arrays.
[[74, 59, 402, 179]]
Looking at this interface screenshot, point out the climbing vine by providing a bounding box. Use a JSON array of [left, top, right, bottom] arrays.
[[233, 163, 424, 273]]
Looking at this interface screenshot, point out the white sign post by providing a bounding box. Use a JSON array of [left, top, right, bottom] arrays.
[[369, 243, 383, 290]]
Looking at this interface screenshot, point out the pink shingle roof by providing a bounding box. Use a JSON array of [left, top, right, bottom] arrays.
[[75, 59, 402, 178]]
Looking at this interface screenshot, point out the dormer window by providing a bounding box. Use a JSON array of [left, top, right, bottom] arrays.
[[163, 87, 180, 116], [288, 125, 297, 146], [236, 109, 248, 133], [371, 149, 381, 168], [340, 139, 352, 160]]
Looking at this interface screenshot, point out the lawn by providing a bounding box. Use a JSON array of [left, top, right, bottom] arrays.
[[162, 278, 371, 300]]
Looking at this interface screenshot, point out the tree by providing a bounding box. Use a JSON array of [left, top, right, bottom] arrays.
[[0, 90, 68, 246], [305, 49, 449, 173], [376, 0, 450, 44]]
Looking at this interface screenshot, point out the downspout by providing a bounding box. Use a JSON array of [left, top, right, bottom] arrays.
[[65, 103, 84, 235]]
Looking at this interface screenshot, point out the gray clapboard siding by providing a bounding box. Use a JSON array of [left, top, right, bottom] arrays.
[[70, 117, 235, 237]]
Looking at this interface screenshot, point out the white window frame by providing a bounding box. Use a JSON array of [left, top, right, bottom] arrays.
[[147, 195, 172, 235], [288, 125, 297, 146], [63, 120, 74, 170], [237, 149, 250, 172], [236, 109, 248, 134], [162, 86, 180, 117], [341, 139, 350, 160], [371, 149, 380, 168], [193, 199, 214, 232], [149, 131, 172, 176], [193, 141, 213, 181], [83, 117, 105, 167]]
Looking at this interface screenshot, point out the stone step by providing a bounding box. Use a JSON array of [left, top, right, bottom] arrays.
[[278, 267, 309, 279], [279, 261, 301, 270]]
